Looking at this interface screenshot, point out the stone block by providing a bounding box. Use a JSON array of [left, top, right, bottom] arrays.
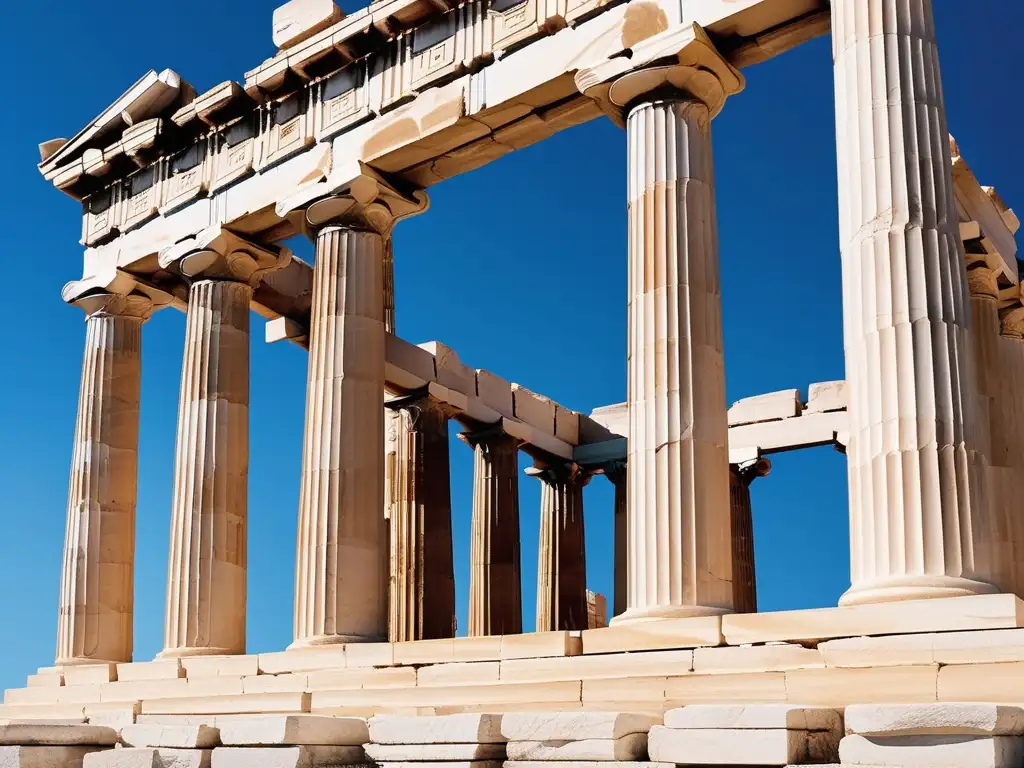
[[25, 676, 62, 690], [692, 644, 824, 674], [817, 635, 933, 668], [141, 693, 310, 716], [120, 725, 220, 749], [0, 725, 117, 747], [0, 746, 101, 768], [4, 691, 58, 707], [582, 618, 722, 654], [501, 712, 657, 741], [648, 725, 839, 765], [663, 705, 841, 732], [804, 381, 846, 414], [452, 637, 504, 663], [554, 406, 580, 445], [500, 650, 693, 684], [305, 668, 414, 692], [727, 389, 801, 426], [218, 715, 366, 747], [783, 666, 939, 706], [0, 706, 88, 721], [500, 633, 581, 661], [372, 763, 499, 768], [579, 678, 667, 704], [181, 659, 258, 680], [63, 666, 117, 687], [839, 733, 1024, 768], [721, 594, 1024, 646], [476, 371, 514, 419], [506, 734, 647, 761], [394, 640, 455, 666], [85, 748, 211, 768], [241, 676, 308, 695], [417, 663, 499, 687], [511, 385, 556, 435], [343, 644, 393, 669], [211, 746, 363, 768], [183, 681, 244, 699], [258, 650, 345, 676], [85, 704, 140, 730], [272, 0, 343, 50], [845, 704, 1024, 737], [934, 629, 1024, 664], [420, 343, 474, 395], [364, 745, 505, 761], [937, 662, 1024, 703], [507, 763, 671, 768], [368, 713, 504, 744], [663, 672, 788, 704], [117, 663, 184, 683]]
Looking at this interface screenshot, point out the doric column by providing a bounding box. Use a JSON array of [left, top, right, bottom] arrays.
[[463, 426, 523, 636], [576, 25, 744, 622], [604, 461, 627, 619], [157, 228, 287, 657], [728, 458, 771, 614], [57, 289, 157, 665], [530, 462, 590, 632], [387, 391, 456, 641], [832, 0, 999, 604], [281, 167, 428, 646]]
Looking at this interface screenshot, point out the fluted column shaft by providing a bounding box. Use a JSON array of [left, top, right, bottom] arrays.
[[467, 430, 523, 636], [534, 464, 590, 632], [57, 294, 152, 665], [729, 466, 757, 614], [833, 0, 997, 604], [620, 98, 733, 623], [388, 395, 456, 641], [293, 226, 388, 645], [605, 462, 627, 619], [162, 279, 251, 657]]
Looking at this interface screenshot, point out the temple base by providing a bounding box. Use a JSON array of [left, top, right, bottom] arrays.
[[611, 604, 731, 625], [840, 574, 1000, 607], [156, 646, 241, 659]]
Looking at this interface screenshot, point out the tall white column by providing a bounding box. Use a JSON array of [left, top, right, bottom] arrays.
[[833, 0, 998, 604], [57, 291, 154, 665]]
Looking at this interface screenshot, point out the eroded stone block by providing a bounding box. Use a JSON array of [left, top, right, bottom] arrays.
[[85, 748, 211, 768], [501, 712, 657, 741], [218, 716, 366, 746], [663, 705, 841, 732], [0, 725, 117, 747], [211, 746, 364, 768], [845, 704, 1024, 737], [506, 734, 647, 761], [368, 714, 504, 745], [648, 726, 839, 765], [0, 746, 101, 768], [839, 733, 1024, 768], [273, 0, 344, 50], [120, 725, 220, 749]]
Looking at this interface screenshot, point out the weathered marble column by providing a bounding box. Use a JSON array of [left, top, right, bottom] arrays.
[[576, 27, 745, 623], [464, 427, 523, 636], [387, 392, 456, 641], [833, 0, 999, 604], [284, 173, 427, 646], [530, 462, 590, 632], [158, 229, 285, 657], [604, 461, 627, 619], [728, 459, 770, 614], [57, 290, 155, 665]]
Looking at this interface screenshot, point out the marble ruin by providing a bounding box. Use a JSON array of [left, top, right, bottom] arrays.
[[13, 0, 1024, 765]]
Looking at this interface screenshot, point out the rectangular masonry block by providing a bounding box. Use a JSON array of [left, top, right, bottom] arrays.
[[452, 637, 504, 663], [211, 746, 364, 768], [0, 745, 102, 768], [141, 693, 311, 716], [241, 676, 308, 695], [783, 665, 939, 706], [507, 763, 671, 768], [371, 763, 500, 768], [727, 389, 801, 426], [501, 712, 657, 741], [476, 370, 514, 419], [101, 680, 190, 704], [804, 381, 846, 414], [721, 594, 1024, 646], [664, 672, 787, 704], [582, 618, 722, 654], [217, 715, 366, 746], [0, 706, 87, 721], [417, 663, 499, 687], [663, 706, 841, 732], [342, 644, 393, 669], [120, 725, 220, 749], [648, 725, 840, 765], [62, 666, 117, 687], [500, 633, 581, 661], [844, 704, 1024, 737], [305, 668, 414, 692], [258, 650, 345, 676], [839, 733, 1024, 768], [506, 734, 647, 761], [25, 676, 62, 690], [0, 725, 117, 746], [364, 745, 505, 761], [181, 658, 258, 680], [368, 713, 505, 744], [394, 639, 455, 666], [937, 662, 1024, 703], [85, 748, 211, 768], [116, 663, 185, 683], [85, 703, 140, 730], [817, 635, 934, 668], [692, 645, 823, 674], [511, 384, 556, 434], [499, 650, 692, 684]]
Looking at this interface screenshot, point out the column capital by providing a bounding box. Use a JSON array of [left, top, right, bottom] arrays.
[[277, 160, 429, 237], [601, 459, 627, 486], [458, 422, 523, 450], [63, 269, 170, 320], [526, 460, 592, 488], [735, 456, 772, 484], [1001, 305, 1024, 339], [385, 388, 459, 425], [158, 226, 290, 286], [574, 23, 743, 127]]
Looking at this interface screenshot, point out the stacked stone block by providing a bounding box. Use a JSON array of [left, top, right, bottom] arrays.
[[648, 706, 841, 765], [500, 711, 662, 768], [88, 724, 219, 768], [0, 723, 117, 768], [211, 715, 368, 768], [840, 704, 1024, 768], [365, 713, 507, 768]]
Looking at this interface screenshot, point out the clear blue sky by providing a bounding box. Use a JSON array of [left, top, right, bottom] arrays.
[[0, 2, 1019, 691]]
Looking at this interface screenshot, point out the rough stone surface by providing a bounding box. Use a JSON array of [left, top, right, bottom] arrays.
[[365, 745, 505, 762], [369, 714, 504, 745], [506, 763, 671, 768], [501, 713, 658, 741], [0, 725, 117, 747], [212, 746, 365, 768], [218, 716, 366, 746], [840, 734, 1024, 768], [0, 746, 101, 768], [648, 726, 839, 765], [374, 763, 500, 768], [506, 734, 646, 761], [844, 704, 1024, 737], [664, 705, 841, 732], [120, 726, 220, 749], [85, 748, 211, 768]]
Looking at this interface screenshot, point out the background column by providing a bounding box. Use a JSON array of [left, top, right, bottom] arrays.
[[57, 291, 154, 665], [833, 0, 998, 604]]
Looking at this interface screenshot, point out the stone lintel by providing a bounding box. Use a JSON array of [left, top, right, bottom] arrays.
[[158, 227, 290, 285]]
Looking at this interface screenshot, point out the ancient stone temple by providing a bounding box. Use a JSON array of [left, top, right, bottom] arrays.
[[9, 0, 1024, 766]]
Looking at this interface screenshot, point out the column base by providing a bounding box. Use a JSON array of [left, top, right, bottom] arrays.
[[611, 604, 732, 625], [840, 574, 1000, 607], [54, 657, 125, 667], [288, 634, 384, 650], [156, 646, 241, 659]]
